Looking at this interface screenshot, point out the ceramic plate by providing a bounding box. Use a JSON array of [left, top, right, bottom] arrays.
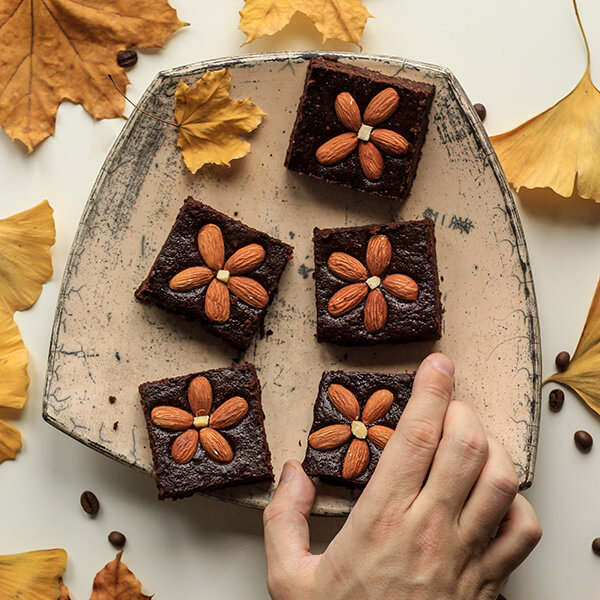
[[43, 51, 541, 516]]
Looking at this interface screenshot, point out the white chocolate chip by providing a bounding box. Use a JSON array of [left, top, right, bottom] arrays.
[[366, 275, 381, 290], [216, 269, 230, 283], [193, 415, 209, 428], [357, 124, 373, 142], [351, 420, 368, 440]]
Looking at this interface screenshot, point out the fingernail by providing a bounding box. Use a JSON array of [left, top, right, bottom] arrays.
[[278, 461, 296, 486], [427, 353, 455, 377]]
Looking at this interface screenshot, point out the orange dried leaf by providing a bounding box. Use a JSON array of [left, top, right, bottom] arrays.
[[0, 0, 185, 151], [90, 551, 152, 600], [58, 578, 71, 600], [0, 300, 29, 410], [0, 419, 22, 464], [175, 68, 266, 173]]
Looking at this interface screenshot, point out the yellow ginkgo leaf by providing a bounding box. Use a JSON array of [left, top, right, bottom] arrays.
[[0, 200, 56, 312], [0, 419, 22, 464], [0, 300, 29, 410], [544, 279, 600, 414], [491, 0, 600, 202], [0, 549, 66, 600], [175, 69, 266, 173]]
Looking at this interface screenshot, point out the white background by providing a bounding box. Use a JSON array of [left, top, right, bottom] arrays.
[[1, 1, 600, 598]]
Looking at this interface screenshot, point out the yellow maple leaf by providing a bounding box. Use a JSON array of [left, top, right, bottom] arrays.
[[0, 549, 67, 600], [0, 200, 56, 312], [175, 69, 266, 173], [544, 279, 600, 414], [90, 551, 152, 600], [239, 0, 372, 47], [491, 0, 600, 202], [0, 0, 185, 151], [0, 300, 29, 411]]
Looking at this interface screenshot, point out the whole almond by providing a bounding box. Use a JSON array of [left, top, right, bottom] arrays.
[[328, 282, 368, 316], [151, 406, 193, 431], [199, 428, 233, 462], [342, 439, 370, 479], [224, 244, 265, 275], [198, 224, 225, 270], [171, 429, 199, 464], [362, 389, 394, 424], [358, 141, 384, 180], [205, 279, 230, 322], [382, 274, 419, 301], [188, 375, 212, 416], [364, 289, 388, 332], [308, 424, 352, 450], [370, 129, 409, 156], [367, 425, 395, 450], [228, 276, 269, 308], [363, 87, 400, 126], [210, 396, 249, 429], [169, 266, 213, 291], [328, 384, 360, 420], [334, 92, 361, 131], [366, 235, 392, 276], [316, 132, 358, 165], [327, 252, 368, 282]]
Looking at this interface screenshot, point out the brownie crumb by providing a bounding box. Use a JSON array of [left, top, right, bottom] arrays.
[[109, 396, 117, 404], [113, 421, 119, 430]]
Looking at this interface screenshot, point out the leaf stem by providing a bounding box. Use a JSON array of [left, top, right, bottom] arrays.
[[573, 0, 591, 70]]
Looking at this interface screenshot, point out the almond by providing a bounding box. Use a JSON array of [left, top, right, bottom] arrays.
[[151, 406, 193, 431], [358, 141, 384, 180], [224, 244, 265, 275], [198, 224, 225, 271], [342, 439, 370, 479], [327, 252, 368, 282], [328, 384, 360, 421], [171, 429, 199, 464], [188, 375, 212, 416], [362, 389, 394, 424], [169, 266, 213, 291], [210, 396, 248, 429], [328, 282, 368, 316], [363, 87, 400, 126], [316, 132, 358, 165], [367, 425, 395, 450], [308, 424, 352, 450], [334, 92, 361, 131], [382, 274, 418, 301], [228, 276, 269, 308], [370, 129, 409, 156], [364, 289, 387, 332], [205, 279, 230, 322], [366, 235, 392, 276], [199, 428, 233, 463]]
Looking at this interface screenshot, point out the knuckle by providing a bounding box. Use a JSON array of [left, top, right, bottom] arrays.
[[401, 419, 440, 454], [263, 501, 285, 527], [521, 516, 543, 548], [486, 467, 519, 498], [452, 428, 488, 462]]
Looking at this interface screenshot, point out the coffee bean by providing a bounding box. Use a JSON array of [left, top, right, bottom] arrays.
[[117, 49, 138, 69], [574, 430, 593, 453], [555, 351, 570, 371], [80, 490, 100, 516], [108, 531, 127, 548], [549, 389, 565, 412], [474, 103, 487, 122], [592, 538, 600, 555]]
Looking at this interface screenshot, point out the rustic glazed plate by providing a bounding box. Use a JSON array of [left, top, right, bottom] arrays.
[[43, 51, 541, 516]]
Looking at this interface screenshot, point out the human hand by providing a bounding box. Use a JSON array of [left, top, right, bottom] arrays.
[[263, 353, 541, 600]]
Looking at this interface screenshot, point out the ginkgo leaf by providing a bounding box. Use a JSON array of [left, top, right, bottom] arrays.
[[0, 419, 22, 464], [544, 279, 600, 414], [90, 551, 152, 600], [0, 200, 56, 312], [0, 0, 185, 151], [0, 549, 67, 600], [175, 68, 266, 173], [491, 0, 600, 202], [239, 0, 372, 47], [58, 578, 71, 600], [0, 300, 29, 410]]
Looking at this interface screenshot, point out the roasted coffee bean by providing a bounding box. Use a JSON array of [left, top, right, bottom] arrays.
[[555, 351, 570, 371], [108, 531, 127, 548], [117, 49, 138, 68], [592, 538, 600, 556], [80, 490, 100, 516], [549, 389, 565, 412], [474, 103, 487, 121], [574, 430, 593, 453]]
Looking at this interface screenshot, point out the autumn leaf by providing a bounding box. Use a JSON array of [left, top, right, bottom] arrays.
[[239, 0, 372, 47], [0, 419, 22, 464], [58, 578, 71, 600], [0, 549, 67, 600], [491, 0, 600, 202], [0, 1, 186, 151], [0, 300, 29, 411], [175, 68, 266, 173], [544, 279, 600, 414], [90, 551, 152, 600]]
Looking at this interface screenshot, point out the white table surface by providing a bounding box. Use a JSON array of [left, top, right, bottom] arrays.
[[2, 1, 600, 598]]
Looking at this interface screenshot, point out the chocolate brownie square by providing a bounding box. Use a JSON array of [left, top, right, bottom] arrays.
[[135, 198, 293, 351], [285, 57, 435, 202], [139, 363, 273, 500], [303, 370, 414, 487], [314, 219, 442, 345]]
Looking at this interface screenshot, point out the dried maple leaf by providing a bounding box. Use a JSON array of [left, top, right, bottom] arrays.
[[0, 548, 67, 600], [239, 0, 371, 47], [491, 0, 600, 202], [544, 279, 600, 414], [175, 68, 266, 173], [90, 551, 152, 600], [0, 1, 185, 151]]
